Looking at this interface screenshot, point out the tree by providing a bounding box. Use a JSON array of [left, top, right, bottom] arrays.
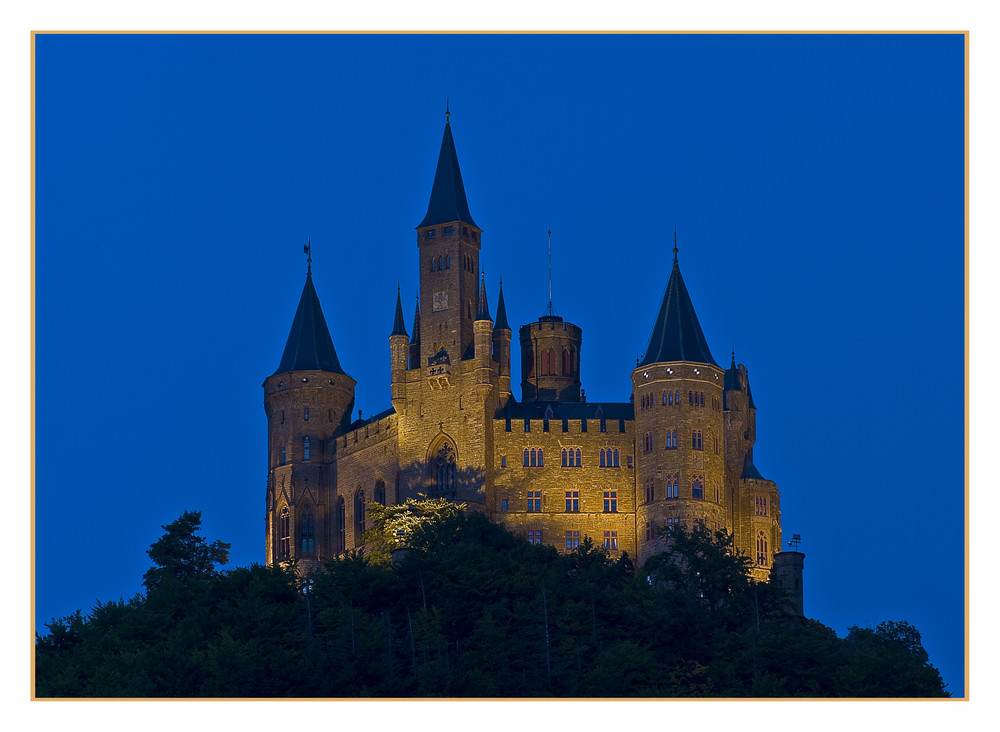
[[360, 495, 465, 565], [142, 510, 231, 590]]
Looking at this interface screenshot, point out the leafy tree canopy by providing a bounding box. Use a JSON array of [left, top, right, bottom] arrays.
[[142, 510, 231, 590], [360, 495, 465, 565]]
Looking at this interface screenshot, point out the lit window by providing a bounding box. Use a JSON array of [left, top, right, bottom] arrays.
[[603, 491, 617, 512], [757, 531, 769, 566], [565, 530, 580, 549], [565, 491, 579, 512], [528, 530, 543, 545], [604, 531, 618, 550], [526, 491, 541, 512]]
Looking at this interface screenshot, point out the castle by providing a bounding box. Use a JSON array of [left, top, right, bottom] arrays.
[[263, 114, 799, 595]]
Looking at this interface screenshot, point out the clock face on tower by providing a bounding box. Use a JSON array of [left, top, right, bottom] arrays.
[[433, 291, 448, 312]]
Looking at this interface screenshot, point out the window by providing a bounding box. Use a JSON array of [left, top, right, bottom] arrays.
[[644, 520, 655, 541], [562, 448, 568, 467], [604, 531, 618, 550], [562, 349, 570, 375], [700, 392, 705, 407], [574, 448, 581, 467], [666, 516, 680, 527], [692, 430, 703, 450], [303, 436, 311, 461], [562, 447, 582, 468], [524, 449, 530, 467], [304, 408, 309, 421], [644, 433, 653, 453], [444, 226, 454, 234], [665, 429, 677, 449], [501, 498, 509, 512], [278, 507, 290, 559], [662, 391, 667, 405], [435, 443, 456, 496], [300, 506, 315, 554], [501, 455, 507, 468], [335, 497, 346, 554], [599, 449, 605, 467], [644, 477, 654, 504], [281, 409, 285, 424], [565, 491, 579, 512], [756, 496, 768, 516], [674, 389, 680, 405], [524, 448, 544, 467], [354, 490, 366, 544], [757, 531, 769, 566], [603, 491, 617, 512], [667, 473, 679, 499], [692, 476, 704, 500], [374, 479, 386, 506], [528, 530, 543, 545], [426, 229, 436, 238], [627, 456, 634, 468], [280, 441, 286, 465], [689, 391, 693, 405], [445, 254, 451, 269], [693, 518, 706, 532], [526, 491, 541, 512], [565, 530, 580, 549], [667, 390, 673, 406]]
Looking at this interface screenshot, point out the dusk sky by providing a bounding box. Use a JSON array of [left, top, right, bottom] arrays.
[[30, 31, 968, 699]]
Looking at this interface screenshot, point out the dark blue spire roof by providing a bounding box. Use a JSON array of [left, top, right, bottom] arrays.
[[411, 296, 421, 344], [741, 452, 767, 481], [640, 258, 718, 368], [390, 287, 408, 337], [476, 274, 491, 321], [494, 279, 510, 331], [273, 273, 347, 376], [417, 120, 478, 229]]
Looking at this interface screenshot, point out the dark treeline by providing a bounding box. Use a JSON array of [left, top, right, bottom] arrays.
[[35, 507, 949, 698]]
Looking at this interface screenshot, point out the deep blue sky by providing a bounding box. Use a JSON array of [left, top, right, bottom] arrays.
[[34, 33, 965, 696]]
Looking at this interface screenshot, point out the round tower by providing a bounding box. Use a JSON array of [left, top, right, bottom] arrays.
[[263, 263, 356, 569], [633, 248, 728, 564], [519, 314, 583, 402], [492, 279, 512, 406], [389, 287, 410, 413]]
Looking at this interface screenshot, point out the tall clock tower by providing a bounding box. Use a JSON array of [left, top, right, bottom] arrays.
[[415, 110, 483, 366]]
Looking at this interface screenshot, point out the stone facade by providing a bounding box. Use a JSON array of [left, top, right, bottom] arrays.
[[263, 119, 786, 583]]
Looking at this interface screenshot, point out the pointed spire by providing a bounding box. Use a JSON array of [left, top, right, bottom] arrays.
[[390, 285, 408, 337], [476, 272, 492, 321], [724, 348, 741, 393], [494, 276, 510, 331], [640, 252, 718, 368], [417, 115, 478, 228], [411, 295, 421, 345], [273, 271, 347, 376]]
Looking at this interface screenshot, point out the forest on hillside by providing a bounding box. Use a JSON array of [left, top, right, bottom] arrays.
[[34, 503, 949, 698]]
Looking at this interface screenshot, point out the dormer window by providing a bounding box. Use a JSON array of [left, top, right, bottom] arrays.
[[426, 229, 436, 238], [444, 225, 454, 234]]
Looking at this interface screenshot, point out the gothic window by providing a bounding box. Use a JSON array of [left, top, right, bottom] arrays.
[[756, 496, 768, 516], [562, 448, 568, 467], [662, 391, 667, 405], [525, 348, 535, 377], [644, 433, 653, 453], [692, 476, 704, 500], [303, 436, 311, 461], [674, 389, 680, 405], [524, 449, 530, 467], [692, 430, 703, 450], [693, 518, 706, 532], [280, 441, 286, 465], [574, 448, 582, 467], [526, 491, 541, 512], [431, 257, 436, 271], [565, 491, 579, 512], [565, 530, 580, 549], [604, 531, 618, 550], [666, 429, 677, 449], [667, 473, 679, 499], [374, 479, 386, 506], [645, 477, 654, 504], [304, 408, 309, 421], [354, 490, 366, 544], [600, 448, 606, 467], [300, 505, 315, 555], [603, 491, 617, 512], [757, 531, 769, 566], [528, 530, 543, 545], [700, 392, 705, 407], [645, 521, 655, 541], [612, 448, 620, 467], [331, 497, 345, 554], [435, 443, 457, 496], [437, 255, 443, 270], [445, 254, 451, 269], [543, 349, 555, 375], [278, 507, 290, 560]]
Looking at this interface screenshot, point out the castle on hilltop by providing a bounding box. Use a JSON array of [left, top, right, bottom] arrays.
[[263, 114, 803, 602]]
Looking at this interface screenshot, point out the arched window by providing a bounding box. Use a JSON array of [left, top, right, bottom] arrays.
[[757, 531, 769, 566], [374, 479, 386, 506], [437, 255, 443, 270], [335, 497, 346, 554], [300, 505, 315, 554], [278, 506, 290, 560], [692, 477, 704, 500], [445, 254, 451, 269], [613, 448, 620, 467], [668, 474, 679, 499], [303, 436, 311, 461], [435, 442, 456, 497], [280, 441, 286, 465], [537, 448, 544, 467], [354, 489, 366, 544], [662, 391, 667, 405], [600, 449, 606, 467], [562, 349, 570, 375], [524, 449, 530, 467], [562, 448, 568, 467], [674, 389, 680, 404], [431, 257, 436, 272], [574, 448, 581, 467]]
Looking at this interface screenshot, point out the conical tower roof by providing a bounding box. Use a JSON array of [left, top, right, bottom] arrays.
[[273, 273, 347, 376], [390, 287, 408, 337], [640, 255, 718, 368], [417, 115, 478, 228], [494, 278, 510, 331], [476, 273, 491, 321], [411, 296, 421, 345]]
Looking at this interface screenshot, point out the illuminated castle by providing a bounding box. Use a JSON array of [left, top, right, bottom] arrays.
[[262, 113, 801, 602]]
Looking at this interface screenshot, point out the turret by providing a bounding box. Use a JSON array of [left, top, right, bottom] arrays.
[[409, 296, 421, 369], [263, 251, 356, 567], [492, 278, 512, 405], [473, 273, 494, 400], [389, 287, 409, 412]]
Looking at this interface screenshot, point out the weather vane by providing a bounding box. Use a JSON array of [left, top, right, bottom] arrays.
[[304, 236, 312, 275], [787, 533, 802, 551]]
